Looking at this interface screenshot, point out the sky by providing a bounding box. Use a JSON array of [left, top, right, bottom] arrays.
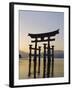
[[19, 10, 64, 53]]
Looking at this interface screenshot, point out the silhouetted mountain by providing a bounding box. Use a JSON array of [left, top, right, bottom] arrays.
[[41, 50, 64, 58], [19, 51, 29, 58], [19, 50, 64, 59], [54, 50, 64, 58]]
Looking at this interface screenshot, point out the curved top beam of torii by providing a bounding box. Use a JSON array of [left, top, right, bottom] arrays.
[[28, 29, 59, 38]]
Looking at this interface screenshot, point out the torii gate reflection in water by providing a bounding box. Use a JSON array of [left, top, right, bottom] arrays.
[[28, 29, 59, 78]]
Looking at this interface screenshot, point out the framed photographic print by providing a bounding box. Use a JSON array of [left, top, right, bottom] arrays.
[[9, 2, 70, 87]]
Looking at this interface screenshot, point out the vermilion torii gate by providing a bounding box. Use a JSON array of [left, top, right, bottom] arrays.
[[28, 29, 59, 78]]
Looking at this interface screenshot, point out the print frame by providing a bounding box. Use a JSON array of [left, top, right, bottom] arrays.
[[9, 2, 70, 87]]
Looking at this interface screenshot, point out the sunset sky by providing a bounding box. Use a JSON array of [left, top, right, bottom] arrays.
[[19, 10, 64, 53]]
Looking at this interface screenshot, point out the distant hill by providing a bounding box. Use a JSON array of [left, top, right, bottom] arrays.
[[54, 50, 64, 58], [19, 50, 64, 59], [19, 51, 29, 58]]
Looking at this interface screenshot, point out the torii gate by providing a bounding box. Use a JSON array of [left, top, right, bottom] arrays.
[[28, 29, 59, 78]]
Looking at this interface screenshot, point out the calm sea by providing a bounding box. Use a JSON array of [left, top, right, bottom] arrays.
[[19, 58, 64, 61]]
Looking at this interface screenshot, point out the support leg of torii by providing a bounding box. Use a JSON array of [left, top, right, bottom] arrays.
[[34, 38, 37, 78], [43, 44, 46, 78], [51, 46, 54, 77], [38, 46, 41, 76], [47, 37, 51, 77], [28, 45, 32, 77]]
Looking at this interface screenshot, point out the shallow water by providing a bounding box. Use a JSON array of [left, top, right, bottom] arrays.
[[19, 58, 64, 79]]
